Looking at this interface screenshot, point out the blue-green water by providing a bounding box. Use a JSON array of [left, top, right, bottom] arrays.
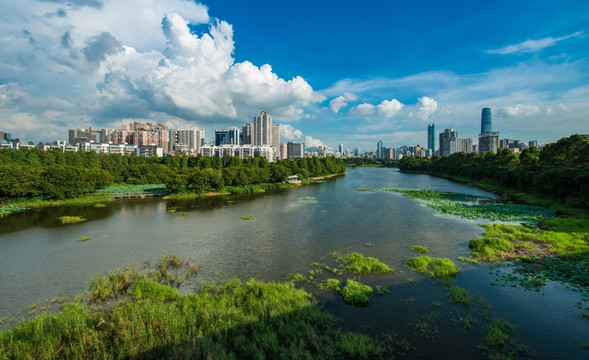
[[0, 168, 586, 358]]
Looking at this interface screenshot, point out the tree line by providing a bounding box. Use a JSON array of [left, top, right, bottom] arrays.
[[399, 134, 589, 208], [0, 149, 346, 200]]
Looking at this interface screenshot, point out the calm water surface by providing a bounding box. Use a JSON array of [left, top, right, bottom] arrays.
[[0, 168, 587, 358]]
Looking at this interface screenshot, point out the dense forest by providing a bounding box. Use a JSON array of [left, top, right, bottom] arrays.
[[0, 149, 346, 200], [399, 134, 589, 208]]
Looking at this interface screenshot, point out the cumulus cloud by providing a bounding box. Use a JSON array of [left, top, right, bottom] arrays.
[[281, 124, 303, 140], [0, 1, 324, 141], [354, 103, 376, 116], [304, 135, 330, 149], [498, 104, 541, 117], [328, 92, 357, 113], [376, 99, 404, 117], [487, 32, 582, 55], [414, 96, 438, 120]]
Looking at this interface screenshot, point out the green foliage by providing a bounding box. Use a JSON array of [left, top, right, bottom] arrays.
[[334, 252, 393, 275], [96, 183, 166, 195], [375, 286, 390, 296], [318, 278, 341, 291], [480, 319, 529, 359], [76, 236, 91, 242], [58, 216, 86, 224], [131, 279, 180, 301], [240, 214, 255, 220], [405, 256, 460, 281], [288, 273, 306, 283], [335, 332, 384, 359], [411, 246, 428, 253], [457, 256, 480, 265], [399, 134, 589, 208], [447, 285, 472, 307], [340, 279, 373, 305]]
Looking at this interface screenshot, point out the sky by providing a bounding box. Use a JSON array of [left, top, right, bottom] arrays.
[[0, 0, 588, 152]]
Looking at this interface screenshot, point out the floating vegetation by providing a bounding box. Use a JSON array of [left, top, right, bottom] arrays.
[[480, 319, 529, 359], [240, 214, 255, 220], [411, 246, 428, 253], [318, 278, 341, 291], [178, 212, 189, 215], [405, 256, 459, 283], [0, 204, 28, 218], [296, 196, 319, 204], [340, 279, 373, 305], [321, 210, 327, 213], [380, 188, 555, 225], [447, 285, 472, 307], [457, 256, 480, 265], [76, 236, 91, 242], [97, 184, 166, 195], [410, 312, 441, 341], [94, 203, 107, 208], [334, 252, 393, 275], [375, 286, 390, 296], [404, 297, 416, 305], [166, 209, 176, 213], [58, 216, 86, 224], [365, 243, 372, 247]]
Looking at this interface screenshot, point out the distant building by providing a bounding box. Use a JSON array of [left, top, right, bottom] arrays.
[[479, 108, 499, 154], [427, 123, 436, 151], [439, 129, 458, 156], [528, 140, 538, 148], [458, 138, 474, 153], [376, 140, 384, 159], [287, 141, 305, 159], [169, 129, 201, 154]]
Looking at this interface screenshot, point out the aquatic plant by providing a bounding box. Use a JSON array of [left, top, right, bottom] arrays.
[[456, 256, 480, 265], [410, 312, 441, 341], [0, 204, 28, 218], [405, 256, 459, 282], [335, 332, 384, 359], [318, 278, 341, 291], [94, 203, 107, 208], [288, 273, 306, 283], [340, 279, 373, 305], [296, 196, 319, 204], [130, 279, 180, 301], [58, 215, 86, 224], [404, 297, 416, 305], [96, 184, 166, 195], [480, 319, 529, 359], [447, 285, 472, 307], [334, 252, 393, 275], [375, 286, 390, 296], [411, 246, 428, 253], [76, 236, 91, 242], [240, 214, 255, 220]]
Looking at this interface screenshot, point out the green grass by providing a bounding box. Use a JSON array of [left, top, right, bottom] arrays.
[[334, 252, 393, 275], [480, 319, 529, 359], [447, 285, 472, 307], [405, 256, 460, 282], [94, 203, 107, 208], [411, 246, 428, 253], [375, 286, 390, 296], [318, 278, 341, 291], [288, 273, 307, 283], [76, 236, 91, 242], [240, 214, 255, 220], [130, 279, 180, 301], [339, 279, 373, 305], [58, 216, 86, 224], [456, 256, 480, 265]]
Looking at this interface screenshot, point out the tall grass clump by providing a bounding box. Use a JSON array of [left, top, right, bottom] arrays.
[[447, 285, 472, 307], [405, 256, 459, 283], [58, 215, 86, 224], [480, 319, 529, 359], [411, 246, 428, 253], [340, 280, 373, 305], [335, 252, 393, 275]]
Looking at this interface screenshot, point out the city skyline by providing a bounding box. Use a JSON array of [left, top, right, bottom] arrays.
[[1, 1, 588, 152]]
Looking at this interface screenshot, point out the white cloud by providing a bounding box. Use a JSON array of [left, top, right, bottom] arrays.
[[414, 96, 438, 120], [281, 124, 302, 140], [328, 92, 357, 113], [376, 99, 404, 118], [486, 32, 582, 55], [498, 104, 541, 117], [558, 103, 570, 111], [304, 135, 330, 149], [354, 103, 376, 117]]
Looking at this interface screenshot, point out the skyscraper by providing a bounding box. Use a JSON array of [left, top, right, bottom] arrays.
[[439, 128, 458, 156], [481, 108, 492, 134], [427, 123, 436, 151], [479, 108, 499, 154], [376, 140, 384, 159], [254, 111, 272, 146]]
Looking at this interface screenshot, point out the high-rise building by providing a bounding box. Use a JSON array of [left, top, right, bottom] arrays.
[[339, 144, 344, 154], [271, 124, 280, 159], [376, 140, 384, 159], [287, 141, 304, 159], [529, 140, 538, 148], [427, 124, 436, 151], [481, 108, 492, 134], [254, 111, 272, 146], [479, 108, 499, 154], [241, 123, 253, 145], [439, 129, 458, 156], [458, 138, 473, 153], [169, 129, 201, 154]]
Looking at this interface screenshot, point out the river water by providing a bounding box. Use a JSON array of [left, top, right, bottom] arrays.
[[0, 168, 587, 358]]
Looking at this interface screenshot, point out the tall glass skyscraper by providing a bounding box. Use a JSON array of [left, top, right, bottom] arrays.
[[481, 108, 492, 134], [427, 123, 436, 151]]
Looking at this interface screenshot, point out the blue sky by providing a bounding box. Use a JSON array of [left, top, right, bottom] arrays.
[[0, 0, 588, 152]]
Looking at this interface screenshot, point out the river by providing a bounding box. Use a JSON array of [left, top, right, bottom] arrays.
[[0, 167, 587, 358]]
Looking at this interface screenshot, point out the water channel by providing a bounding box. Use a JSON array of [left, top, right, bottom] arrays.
[[0, 168, 587, 358]]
